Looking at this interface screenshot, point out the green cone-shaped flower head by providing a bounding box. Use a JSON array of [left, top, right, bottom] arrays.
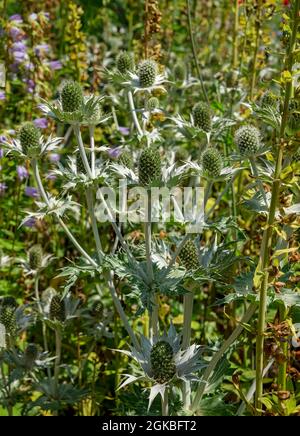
[[138, 147, 161, 186], [138, 60, 157, 88], [61, 81, 84, 113], [119, 151, 134, 170], [28, 244, 43, 270], [117, 52, 135, 74], [146, 97, 159, 111], [201, 147, 222, 178], [1, 297, 17, 308], [260, 91, 278, 108], [150, 340, 176, 384], [174, 62, 186, 82], [49, 295, 66, 323], [20, 122, 41, 156], [0, 306, 17, 336], [24, 344, 38, 368], [192, 102, 212, 132], [179, 239, 199, 270], [234, 125, 261, 156]]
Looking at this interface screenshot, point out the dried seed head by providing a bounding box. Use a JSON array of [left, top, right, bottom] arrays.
[[138, 147, 161, 186], [146, 97, 159, 111], [179, 239, 199, 270], [0, 306, 17, 336], [150, 340, 176, 384], [201, 147, 223, 178], [138, 60, 157, 88], [234, 125, 261, 156], [116, 52, 135, 74], [61, 81, 84, 113], [20, 122, 41, 155], [192, 102, 212, 132], [49, 295, 66, 323], [28, 244, 43, 270]]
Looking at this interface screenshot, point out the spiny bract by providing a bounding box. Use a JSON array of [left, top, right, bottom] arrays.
[[20, 122, 41, 155], [61, 81, 84, 113], [49, 295, 66, 323], [179, 239, 199, 271], [202, 147, 222, 178], [138, 60, 157, 88], [234, 125, 261, 156], [28, 244, 43, 270], [138, 147, 161, 186], [192, 102, 212, 132], [150, 340, 176, 384], [117, 52, 135, 74]]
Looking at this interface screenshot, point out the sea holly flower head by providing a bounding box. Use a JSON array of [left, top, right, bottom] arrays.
[[138, 147, 162, 187], [201, 147, 223, 179], [117, 324, 205, 411], [116, 51, 135, 74], [234, 125, 261, 157], [18, 245, 53, 276], [123, 59, 167, 95], [179, 240, 200, 271], [192, 102, 212, 132]]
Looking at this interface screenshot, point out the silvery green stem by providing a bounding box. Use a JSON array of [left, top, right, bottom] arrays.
[[127, 91, 143, 137], [89, 125, 96, 178], [162, 388, 169, 416], [182, 289, 194, 409], [249, 157, 267, 206], [86, 188, 103, 263], [163, 233, 191, 279], [54, 328, 62, 397], [192, 303, 257, 413], [112, 106, 119, 130], [73, 124, 93, 179], [204, 180, 213, 206]]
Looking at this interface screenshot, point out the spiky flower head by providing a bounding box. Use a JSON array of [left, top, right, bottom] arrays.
[[117, 52, 135, 74], [49, 295, 66, 323], [61, 81, 84, 113], [288, 99, 300, 131], [138, 60, 157, 88], [24, 343, 38, 368], [174, 62, 186, 82], [1, 297, 17, 308], [28, 244, 43, 270], [234, 125, 261, 157], [20, 122, 41, 156], [260, 91, 278, 108], [138, 147, 161, 186], [0, 306, 17, 336], [119, 151, 134, 170], [179, 239, 199, 270], [150, 340, 176, 384], [146, 97, 159, 112], [192, 102, 212, 132], [201, 147, 222, 178]]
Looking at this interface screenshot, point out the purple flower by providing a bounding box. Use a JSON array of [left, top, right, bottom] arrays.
[[0, 91, 5, 101], [26, 79, 35, 93], [46, 173, 57, 181], [9, 14, 23, 23], [0, 182, 7, 196], [34, 118, 48, 129], [17, 165, 29, 182], [25, 186, 39, 198], [48, 60, 62, 71], [108, 146, 122, 159], [0, 135, 7, 144], [49, 153, 60, 163], [24, 62, 34, 72], [118, 126, 130, 136], [35, 44, 50, 57], [29, 13, 38, 21], [12, 41, 26, 52], [13, 50, 27, 63], [22, 217, 36, 228], [0, 148, 3, 159], [9, 27, 24, 41]]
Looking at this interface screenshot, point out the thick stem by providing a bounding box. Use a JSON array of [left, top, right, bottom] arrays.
[[255, 0, 299, 411], [73, 125, 93, 179], [249, 157, 267, 206], [127, 91, 143, 137], [186, 0, 209, 104], [54, 328, 62, 396], [162, 388, 169, 416], [89, 125, 96, 178], [85, 188, 103, 263], [182, 289, 194, 409], [192, 303, 257, 412]]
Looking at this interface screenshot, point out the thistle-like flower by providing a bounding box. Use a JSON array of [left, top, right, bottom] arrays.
[[61, 81, 84, 113], [117, 325, 205, 410], [138, 147, 162, 186], [146, 96, 160, 112], [119, 151, 134, 170], [20, 123, 41, 157], [0, 305, 17, 336], [260, 91, 279, 108], [234, 125, 261, 157], [49, 295, 66, 323], [179, 239, 200, 271], [173, 62, 186, 82], [116, 51, 135, 74], [192, 102, 212, 132], [123, 59, 167, 94], [201, 147, 223, 179], [28, 244, 43, 270]]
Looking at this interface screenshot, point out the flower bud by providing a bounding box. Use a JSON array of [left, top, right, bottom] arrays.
[[151, 340, 176, 384], [28, 244, 43, 270], [138, 60, 157, 88], [201, 147, 222, 178], [50, 295, 66, 323], [61, 81, 84, 113], [20, 122, 41, 155], [138, 147, 161, 186], [146, 97, 159, 111], [179, 239, 199, 271], [116, 52, 135, 74], [234, 125, 261, 157], [192, 102, 211, 132]]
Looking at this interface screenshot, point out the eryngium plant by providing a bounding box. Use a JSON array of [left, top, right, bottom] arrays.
[[61, 81, 84, 113], [117, 51, 135, 74], [20, 123, 41, 156], [192, 102, 212, 132], [201, 147, 223, 178], [138, 147, 161, 186], [179, 240, 199, 271], [234, 125, 261, 157]]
